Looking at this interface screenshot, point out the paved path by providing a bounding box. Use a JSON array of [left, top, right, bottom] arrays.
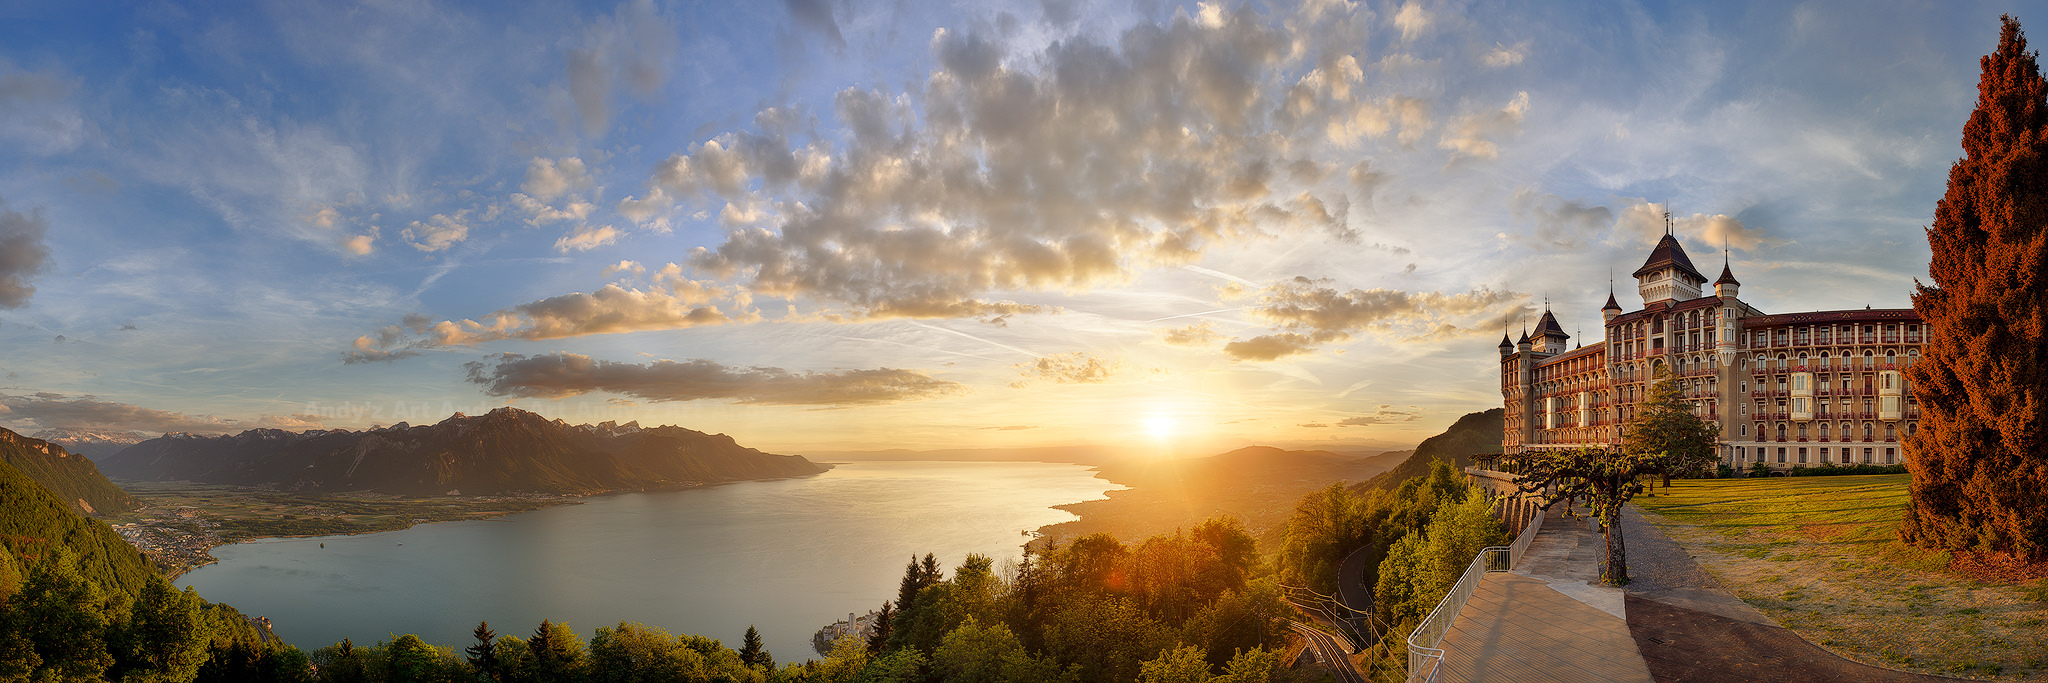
[[1619, 507, 1962, 683], [1434, 513, 1653, 683]]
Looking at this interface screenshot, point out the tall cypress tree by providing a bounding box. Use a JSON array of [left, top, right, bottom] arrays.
[[1901, 15, 2048, 561]]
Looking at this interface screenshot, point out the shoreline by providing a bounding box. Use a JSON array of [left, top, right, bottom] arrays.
[[112, 474, 840, 579]]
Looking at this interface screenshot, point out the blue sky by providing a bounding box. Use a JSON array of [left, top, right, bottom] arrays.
[[0, 0, 2026, 453]]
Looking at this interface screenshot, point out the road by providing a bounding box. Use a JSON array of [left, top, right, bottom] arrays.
[[1337, 544, 1377, 623], [1289, 620, 1365, 683]]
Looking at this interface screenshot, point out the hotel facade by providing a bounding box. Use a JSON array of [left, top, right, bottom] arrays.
[[1499, 231, 1924, 472]]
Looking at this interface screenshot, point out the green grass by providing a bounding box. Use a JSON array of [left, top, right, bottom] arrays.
[[1635, 474, 1950, 572], [1635, 474, 2048, 679]]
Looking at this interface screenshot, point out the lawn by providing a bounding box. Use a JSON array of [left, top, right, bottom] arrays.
[[1636, 475, 2048, 680]]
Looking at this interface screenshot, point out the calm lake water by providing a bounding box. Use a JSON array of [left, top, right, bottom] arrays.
[[179, 461, 1120, 660]]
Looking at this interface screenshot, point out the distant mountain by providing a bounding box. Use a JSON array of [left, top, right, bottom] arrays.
[[0, 457, 155, 600], [0, 427, 141, 515], [1092, 445, 1393, 490], [100, 407, 829, 496], [812, 445, 1130, 465], [1352, 408, 1504, 493], [31, 427, 151, 460]]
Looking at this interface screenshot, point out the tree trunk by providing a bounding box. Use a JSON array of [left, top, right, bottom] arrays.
[[1601, 504, 1628, 585]]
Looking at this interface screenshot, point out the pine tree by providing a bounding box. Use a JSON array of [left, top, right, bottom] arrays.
[[868, 601, 894, 656], [1901, 15, 2048, 561], [467, 620, 500, 681], [738, 625, 772, 669], [1624, 365, 1721, 485], [527, 619, 585, 683]]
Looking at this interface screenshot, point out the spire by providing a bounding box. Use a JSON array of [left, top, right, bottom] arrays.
[[1716, 239, 1740, 285]]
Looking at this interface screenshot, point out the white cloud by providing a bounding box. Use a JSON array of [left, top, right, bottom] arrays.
[[512, 193, 597, 225], [1392, 1, 1431, 42], [554, 224, 622, 252], [465, 352, 961, 406], [0, 196, 52, 309], [0, 392, 320, 435], [1483, 42, 1528, 68], [520, 156, 593, 202], [341, 231, 377, 256], [1439, 91, 1529, 161], [1223, 276, 1525, 360], [401, 212, 471, 252]]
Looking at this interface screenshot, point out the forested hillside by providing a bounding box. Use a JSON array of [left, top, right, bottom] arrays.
[[1352, 408, 1503, 493], [0, 427, 140, 514], [0, 458, 154, 600], [1, 458, 302, 679]]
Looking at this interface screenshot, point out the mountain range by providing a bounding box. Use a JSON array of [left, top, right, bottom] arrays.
[[31, 427, 151, 460], [99, 407, 829, 496], [0, 427, 141, 515]]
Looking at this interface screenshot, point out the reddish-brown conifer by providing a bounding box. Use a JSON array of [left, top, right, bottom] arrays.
[[1901, 15, 2048, 560]]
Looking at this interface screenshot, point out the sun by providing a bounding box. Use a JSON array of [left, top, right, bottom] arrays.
[[1142, 414, 1177, 440]]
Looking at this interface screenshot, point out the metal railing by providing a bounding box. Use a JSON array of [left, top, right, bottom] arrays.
[[1405, 505, 1546, 683]]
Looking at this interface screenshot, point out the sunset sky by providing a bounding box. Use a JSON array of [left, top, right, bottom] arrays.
[[0, 0, 2024, 454]]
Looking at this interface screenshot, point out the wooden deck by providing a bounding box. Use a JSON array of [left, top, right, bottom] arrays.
[[1435, 516, 1653, 683]]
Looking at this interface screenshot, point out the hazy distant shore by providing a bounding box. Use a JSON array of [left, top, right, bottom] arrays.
[[113, 472, 841, 578]]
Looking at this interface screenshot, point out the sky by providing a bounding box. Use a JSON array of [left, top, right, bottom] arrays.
[[0, 0, 2027, 455]]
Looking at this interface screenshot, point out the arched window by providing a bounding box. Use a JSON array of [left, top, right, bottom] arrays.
[[1819, 422, 1830, 438], [1777, 353, 1788, 370], [1864, 350, 1875, 369], [1819, 351, 1831, 368], [1886, 423, 1897, 440], [1798, 352, 1808, 369], [1841, 422, 1852, 438], [1886, 349, 1896, 367], [1798, 423, 1808, 438], [1908, 348, 1920, 366], [1776, 423, 1787, 440], [1864, 423, 1875, 440]]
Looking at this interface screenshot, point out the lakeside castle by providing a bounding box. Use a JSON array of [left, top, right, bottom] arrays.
[[1499, 222, 1924, 472]]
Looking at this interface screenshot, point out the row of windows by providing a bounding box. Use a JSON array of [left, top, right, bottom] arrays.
[[1738, 420, 1911, 440], [1751, 349, 1918, 370], [1735, 445, 1898, 465], [1747, 323, 1920, 348]]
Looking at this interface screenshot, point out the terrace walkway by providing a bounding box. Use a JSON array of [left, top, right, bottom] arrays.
[[1433, 514, 1654, 683]]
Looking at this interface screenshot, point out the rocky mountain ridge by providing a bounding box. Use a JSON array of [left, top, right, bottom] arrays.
[[0, 427, 142, 514], [100, 407, 829, 496]]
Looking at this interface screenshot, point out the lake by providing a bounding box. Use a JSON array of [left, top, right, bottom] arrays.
[[178, 461, 1121, 660]]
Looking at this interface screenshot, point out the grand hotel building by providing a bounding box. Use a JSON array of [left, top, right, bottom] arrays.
[[1499, 231, 1924, 472]]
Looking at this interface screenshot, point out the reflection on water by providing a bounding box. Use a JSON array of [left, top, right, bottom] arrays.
[[180, 461, 1119, 659]]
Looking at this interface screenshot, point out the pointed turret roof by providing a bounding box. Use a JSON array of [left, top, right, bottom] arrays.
[[1498, 331, 1514, 349], [1632, 233, 1706, 282], [1602, 291, 1622, 311], [1533, 310, 1568, 339], [1716, 261, 1740, 286]]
